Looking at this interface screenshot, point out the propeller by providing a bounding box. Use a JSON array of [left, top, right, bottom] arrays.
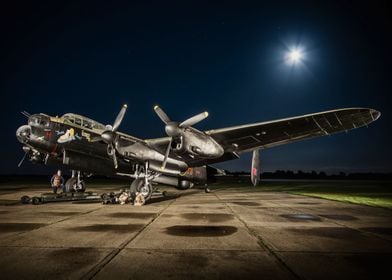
[[154, 105, 209, 169], [99, 104, 128, 169]]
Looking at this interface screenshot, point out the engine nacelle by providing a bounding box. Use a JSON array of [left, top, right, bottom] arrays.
[[172, 136, 184, 151], [152, 176, 194, 189], [152, 166, 207, 190]]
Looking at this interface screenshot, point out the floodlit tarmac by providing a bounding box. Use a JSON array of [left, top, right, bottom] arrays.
[[0, 184, 391, 280]]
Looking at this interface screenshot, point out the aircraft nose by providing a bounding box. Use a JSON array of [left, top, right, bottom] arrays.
[[16, 125, 31, 143]]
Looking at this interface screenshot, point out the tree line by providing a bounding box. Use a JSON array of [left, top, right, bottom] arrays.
[[226, 170, 392, 180]]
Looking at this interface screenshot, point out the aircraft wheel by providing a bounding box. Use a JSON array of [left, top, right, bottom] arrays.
[[65, 177, 86, 193], [76, 181, 86, 192], [130, 179, 152, 201], [65, 178, 76, 192]]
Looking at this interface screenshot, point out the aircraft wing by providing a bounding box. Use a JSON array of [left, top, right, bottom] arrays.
[[205, 108, 380, 153]]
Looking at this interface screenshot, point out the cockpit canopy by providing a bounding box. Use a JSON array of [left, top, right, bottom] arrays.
[[62, 113, 106, 130]]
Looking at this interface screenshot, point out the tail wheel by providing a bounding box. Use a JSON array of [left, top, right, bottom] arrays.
[[65, 177, 86, 193], [130, 178, 152, 201]]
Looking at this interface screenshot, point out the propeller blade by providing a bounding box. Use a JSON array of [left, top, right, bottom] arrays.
[[161, 138, 172, 170], [112, 104, 128, 132], [112, 152, 118, 169], [154, 105, 171, 124], [179, 111, 209, 128], [18, 152, 28, 167], [107, 143, 118, 169]]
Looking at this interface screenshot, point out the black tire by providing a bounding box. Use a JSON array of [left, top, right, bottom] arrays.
[[76, 181, 86, 192], [65, 177, 86, 193], [130, 178, 152, 201], [32, 197, 41, 205], [20, 196, 30, 204], [65, 177, 76, 192]]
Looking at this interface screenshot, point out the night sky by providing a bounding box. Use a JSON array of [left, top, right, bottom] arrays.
[[1, 1, 391, 175]]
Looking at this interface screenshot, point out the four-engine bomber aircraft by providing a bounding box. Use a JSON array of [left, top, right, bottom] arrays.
[[16, 105, 380, 201]]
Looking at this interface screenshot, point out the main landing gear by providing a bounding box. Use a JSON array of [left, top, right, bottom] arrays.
[[130, 161, 158, 201], [65, 170, 86, 192]]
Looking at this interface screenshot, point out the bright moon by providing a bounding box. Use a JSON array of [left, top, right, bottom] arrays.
[[286, 48, 303, 64]]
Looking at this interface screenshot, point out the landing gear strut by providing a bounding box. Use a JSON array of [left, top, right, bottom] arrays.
[[130, 161, 158, 201], [65, 170, 86, 192]]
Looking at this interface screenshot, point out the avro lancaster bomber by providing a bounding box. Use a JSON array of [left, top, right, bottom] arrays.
[[16, 105, 380, 201]]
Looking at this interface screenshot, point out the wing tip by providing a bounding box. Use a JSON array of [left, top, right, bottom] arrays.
[[370, 109, 381, 121]]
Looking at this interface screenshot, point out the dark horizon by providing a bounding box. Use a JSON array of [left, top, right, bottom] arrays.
[[1, 1, 391, 175]]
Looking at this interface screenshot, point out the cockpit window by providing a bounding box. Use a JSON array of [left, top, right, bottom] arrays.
[[75, 118, 82, 126], [83, 120, 93, 129], [62, 113, 106, 130], [67, 117, 75, 123]]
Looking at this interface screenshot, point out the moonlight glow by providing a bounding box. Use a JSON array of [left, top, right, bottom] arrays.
[[286, 48, 304, 64]]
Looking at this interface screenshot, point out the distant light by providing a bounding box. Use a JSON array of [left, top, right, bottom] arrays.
[[289, 49, 301, 62], [286, 48, 304, 65]]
